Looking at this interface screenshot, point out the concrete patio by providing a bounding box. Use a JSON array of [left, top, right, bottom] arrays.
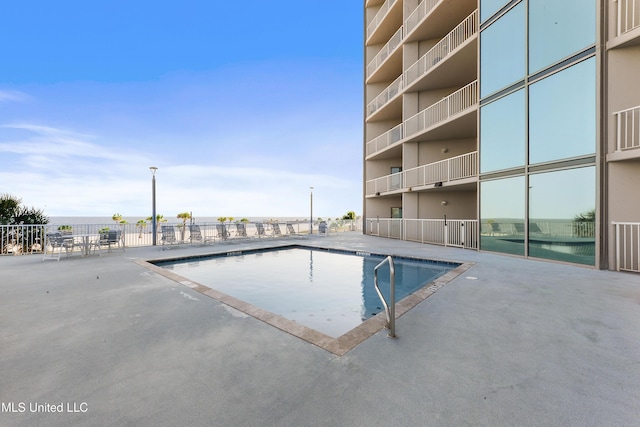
[[1, 233, 639, 426]]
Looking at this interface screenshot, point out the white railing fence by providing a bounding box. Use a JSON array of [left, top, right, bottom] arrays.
[[613, 221, 640, 272], [366, 218, 478, 249], [366, 171, 404, 195], [404, 151, 478, 188], [366, 122, 404, 157], [617, 0, 640, 36], [405, 0, 441, 36], [366, 26, 403, 78], [404, 80, 478, 139], [367, 0, 398, 39], [367, 75, 404, 117], [615, 105, 640, 151], [405, 11, 478, 88]]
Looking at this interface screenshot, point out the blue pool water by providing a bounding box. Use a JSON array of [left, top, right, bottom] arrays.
[[155, 246, 456, 337]]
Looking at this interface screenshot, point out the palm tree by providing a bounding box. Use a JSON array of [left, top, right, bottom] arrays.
[[136, 219, 147, 238], [217, 217, 227, 223], [177, 212, 191, 241], [112, 213, 122, 225], [146, 214, 166, 240]]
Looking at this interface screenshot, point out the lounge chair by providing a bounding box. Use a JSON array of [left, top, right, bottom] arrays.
[[286, 223, 297, 235], [161, 226, 177, 245], [189, 224, 203, 243], [271, 223, 282, 237], [43, 232, 74, 261], [255, 223, 268, 238], [318, 221, 328, 236], [216, 223, 230, 240], [235, 223, 248, 238]]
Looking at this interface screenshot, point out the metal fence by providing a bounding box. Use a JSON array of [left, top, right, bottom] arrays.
[[365, 218, 478, 249], [613, 221, 640, 272], [1, 220, 362, 256], [617, 0, 640, 35]]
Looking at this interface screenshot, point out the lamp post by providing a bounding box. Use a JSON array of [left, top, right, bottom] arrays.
[[309, 186, 314, 235], [150, 166, 158, 246]]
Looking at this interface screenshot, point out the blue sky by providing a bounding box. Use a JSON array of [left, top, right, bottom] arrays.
[[0, 1, 363, 219]]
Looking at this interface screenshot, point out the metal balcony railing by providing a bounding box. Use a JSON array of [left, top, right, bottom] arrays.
[[366, 27, 403, 78], [615, 105, 640, 151], [617, 0, 640, 36], [366, 123, 404, 157], [367, 0, 398, 39], [367, 75, 403, 117], [366, 218, 479, 249], [404, 0, 441, 36], [365, 151, 477, 196], [404, 80, 478, 139], [613, 221, 640, 272], [404, 151, 478, 188], [405, 11, 478, 88]]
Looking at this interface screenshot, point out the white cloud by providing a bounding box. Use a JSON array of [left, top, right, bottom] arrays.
[[0, 90, 29, 103]]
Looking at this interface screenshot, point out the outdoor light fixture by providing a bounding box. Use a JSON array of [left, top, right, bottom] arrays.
[[434, 182, 443, 187], [441, 200, 448, 206], [150, 167, 158, 246]]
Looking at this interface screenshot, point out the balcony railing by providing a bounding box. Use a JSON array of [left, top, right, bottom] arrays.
[[367, 75, 403, 117], [404, 80, 478, 139], [366, 122, 404, 157], [613, 221, 640, 272], [404, 151, 477, 188], [366, 218, 478, 249], [615, 105, 640, 151], [617, 0, 640, 36], [405, 11, 478, 88], [404, 0, 441, 36], [367, 0, 398, 39], [366, 27, 403, 78], [366, 151, 477, 196]]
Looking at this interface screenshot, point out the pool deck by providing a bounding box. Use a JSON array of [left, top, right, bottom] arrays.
[[1, 233, 639, 426]]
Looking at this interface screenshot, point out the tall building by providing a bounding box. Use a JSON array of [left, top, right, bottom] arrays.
[[363, 0, 640, 271]]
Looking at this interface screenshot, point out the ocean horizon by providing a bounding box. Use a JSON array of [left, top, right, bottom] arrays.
[[48, 216, 339, 225]]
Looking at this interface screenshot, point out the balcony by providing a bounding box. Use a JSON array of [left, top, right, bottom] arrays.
[[405, 0, 442, 37], [405, 0, 477, 42], [365, 151, 478, 197], [366, 218, 479, 249], [366, 0, 402, 45], [366, 81, 478, 159], [367, 75, 403, 120], [404, 10, 478, 91], [608, 105, 640, 161], [366, 26, 403, 83]]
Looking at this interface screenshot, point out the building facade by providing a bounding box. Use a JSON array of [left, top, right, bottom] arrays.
[[364, 0, 640, 271]]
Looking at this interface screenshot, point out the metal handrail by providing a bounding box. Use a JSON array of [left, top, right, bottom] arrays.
[[373, 255, 396, 337]]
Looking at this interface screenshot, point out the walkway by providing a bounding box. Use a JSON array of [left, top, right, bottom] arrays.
[[1, 233, 639, 426]]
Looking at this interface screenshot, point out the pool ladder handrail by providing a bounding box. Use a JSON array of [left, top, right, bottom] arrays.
[[374, 255, 396, 338]]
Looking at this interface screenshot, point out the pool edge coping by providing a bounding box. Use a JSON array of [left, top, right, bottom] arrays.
[[137, 246, 475, 356]]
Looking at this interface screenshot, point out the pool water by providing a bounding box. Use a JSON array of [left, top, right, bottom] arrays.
[[156, 247, 455, 338]]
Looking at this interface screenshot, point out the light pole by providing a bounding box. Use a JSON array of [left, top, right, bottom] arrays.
[[150, 166, 158, 246], [309, 186, 314, 235]]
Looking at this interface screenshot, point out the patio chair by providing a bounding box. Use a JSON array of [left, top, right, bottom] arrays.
[[216, 223, 230, 240], [286, 223, 298, 235], [235, 223, 248, 238], [43, 232, 74, 261], [161, 226, 177, 245], [189, 225, 203, 243], [318, 221, 328, 236], [255, 222, 268, 238], [92, 230, 124, 254], [272, 223, 282, 237]]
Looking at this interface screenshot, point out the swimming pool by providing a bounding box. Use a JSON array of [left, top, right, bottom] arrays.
[[153, 246, 458, 339]]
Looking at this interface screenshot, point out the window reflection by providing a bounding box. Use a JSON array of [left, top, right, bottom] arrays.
[[480, 2, 525, 98], [529, 167, 595, 266], [529, 0, 596, 73], [529, 58, 596, 164], [480, 0, 512, 23], [480, 89, 525, 173], [480, 176, 525, 256]]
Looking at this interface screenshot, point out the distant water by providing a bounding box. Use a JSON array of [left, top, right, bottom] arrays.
[[49, 216, 315, 225]]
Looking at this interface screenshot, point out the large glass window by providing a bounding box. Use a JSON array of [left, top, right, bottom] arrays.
[[529, 0, 596, 73], [529, 58, 596, 164], [528, 167, 595, 266], [480, 89, 525, 173], [480, 176, 525, 256], [480, 0, 511, 23], [480, 2, 526, 98]]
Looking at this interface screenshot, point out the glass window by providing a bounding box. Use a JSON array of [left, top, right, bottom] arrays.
[[529, 58, 596, 164], [480, 89, 525, 173], [480, 2, 526, 98], [480, 176, 525, 256], [480, 0, 511, 23], [528, 167, 595, 266], [529, 0, 596, 73]]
